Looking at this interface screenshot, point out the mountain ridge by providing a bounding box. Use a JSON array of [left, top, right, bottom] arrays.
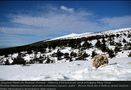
[[49, 27, 131, 41]]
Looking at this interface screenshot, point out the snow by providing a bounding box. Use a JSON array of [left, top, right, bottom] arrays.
[[60, 47, 72, 54], [12, 53, 18, 58], [52, 33, 78, 39], [0, 27, 131, 80], [102, 28, 131, 34], [115, 50, 130, 58], [0, 57, 131, 81], [50, 32, 93, 40], [49, 28, 131, 41], [90, 40, 97, 46]]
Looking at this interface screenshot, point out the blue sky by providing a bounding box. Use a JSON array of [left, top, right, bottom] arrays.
[[0, 1, 131, 48]]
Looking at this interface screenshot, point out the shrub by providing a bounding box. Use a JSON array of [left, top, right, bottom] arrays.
[[5, 59, 10, 65], [45, 56, 53, 63], [27, 50, 32, 54], [124, 43, 131, 50], [92, 55, 108, 68], [82, 41, 92, 48], [46, 57, 51, 63], [95, 39, 101, 48], [114, 46, 121, 54], [70, 51, 77, 57], [91, 51, 97, 58], [76, 52, 89, 60], [64, 53, 70, 60], [56, 49, 63, 60], [123, 38, 127, 43], [12, 53, 26, 65], [107, 49, 115, 58], [128, 33, 131, 38], [128, 52, 131, 57]]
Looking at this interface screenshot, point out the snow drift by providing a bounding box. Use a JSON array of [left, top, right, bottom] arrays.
[[0, 57, 131, 81]]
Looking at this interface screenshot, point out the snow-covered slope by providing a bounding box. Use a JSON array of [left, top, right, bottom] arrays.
[[0, 27, 131, 65], [50, 32, 93, 40], [50, 28, 131, 40], [0, 28, 131, 81], [0, 57, 131, 81]]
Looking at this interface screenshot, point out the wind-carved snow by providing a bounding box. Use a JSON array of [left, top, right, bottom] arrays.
[[0, 57, 131, 81]]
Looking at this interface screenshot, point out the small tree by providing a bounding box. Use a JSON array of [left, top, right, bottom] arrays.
[[100, 38, 108, 52], [116, 34, 120, 38], [46, 57, 50, 63], [128, 52, 131, 57], [64, 53, 70, 60], [27, 50, 32, 54], [114, 46, 121, 54], [68, 40, 76, 48], [123, 38, 127, 43], [69, 57, 73, 62], [100, 44, 108, 52], [126, 43, 131, 50], [123, 33, 127, 36], [77, 52, 89, 60], [102, 38, 106, 44], [115, 42, 122, 47], [12, 53, 26, 65], [127, 33, 131, 38], [91, 51, 97, 58], [5, 59, 10, 65], [107, 49, 115, 58], [83, 52, 89, 58], [95, 39, 101, 48], [82, 41, 92, 48], [70, 51, 77, 57], [56, 49, 63, 60], [38, 56, 45, 64], [39, 48, 46, 53]]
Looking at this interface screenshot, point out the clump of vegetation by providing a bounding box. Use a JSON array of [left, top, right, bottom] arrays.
[[56, 49, 64, 60], [114, 46, 121, 54], [107, 49, 116, 58], [5, 59, 10, 65], [12, 53, 26, 65], [82, 41, 92, 49], [128, 52, 131, 57], [76, 51, 89, 60], [91, 50, 97, 58]]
